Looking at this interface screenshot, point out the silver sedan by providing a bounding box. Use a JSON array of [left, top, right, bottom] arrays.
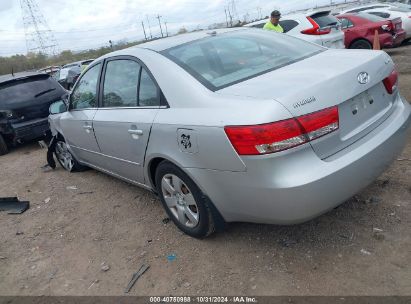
[[49, 28, 411, 238]]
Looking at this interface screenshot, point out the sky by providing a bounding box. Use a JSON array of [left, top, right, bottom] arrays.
[[0, 0, 353, 57]]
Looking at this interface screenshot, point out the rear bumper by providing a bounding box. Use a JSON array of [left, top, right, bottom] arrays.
[[393, 30, 406, 46], [11, 117, 49, 142], [187, 95, 411, 224], [380, 33, 395, 48]]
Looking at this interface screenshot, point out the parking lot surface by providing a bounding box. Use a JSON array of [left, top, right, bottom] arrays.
[[0, 44, 410, 296]]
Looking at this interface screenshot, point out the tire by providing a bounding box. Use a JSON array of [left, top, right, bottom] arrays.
[[0, 134, 8, 156], [155, 161, 217, 238], [350, 39, 372, 50], [54, 138, 86, 172]]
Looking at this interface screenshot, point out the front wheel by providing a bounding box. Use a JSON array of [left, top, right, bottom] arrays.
[[54, 139, 86, 172], [155, 161, 216, 238]]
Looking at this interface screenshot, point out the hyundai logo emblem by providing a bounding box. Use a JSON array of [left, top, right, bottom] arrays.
[[357, 72, 370, 84]]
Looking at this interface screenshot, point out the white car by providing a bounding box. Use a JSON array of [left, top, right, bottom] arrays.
[[245, 10, 345, 49], [341, 4, 411, 39]]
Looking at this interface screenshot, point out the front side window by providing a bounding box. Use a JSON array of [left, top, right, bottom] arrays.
[[103, 60, 140, 107], [162, 30, 323, 90], [70, 63, 100, 110]]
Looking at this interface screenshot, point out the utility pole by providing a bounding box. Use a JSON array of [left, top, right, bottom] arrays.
[[227, 5, 233, 27], [164, 21, 169, 37], [224, 8, 229, 27], [256, 7, 262, 19], [156, 14, 164, 38], [141, 21, 147, 40], [146, 15, 153, 39]]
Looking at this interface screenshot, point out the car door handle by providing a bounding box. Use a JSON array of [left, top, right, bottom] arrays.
[[83, 125, 93, 130], [128, 129, 143, 135]]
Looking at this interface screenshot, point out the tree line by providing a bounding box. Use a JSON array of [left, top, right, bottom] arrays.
[[0, 40, 143, 76]]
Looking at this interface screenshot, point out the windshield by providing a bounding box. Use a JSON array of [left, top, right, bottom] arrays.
[[162, 30, 324, 90]]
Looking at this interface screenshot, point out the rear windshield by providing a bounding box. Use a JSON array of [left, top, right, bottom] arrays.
[[357, 13, 385, 22], [347, 6, 389, 13], [310, 12, 339, 27], [391, 7, 411, 12], [162, 30, 323, 91], [0, 76, 62, 105]]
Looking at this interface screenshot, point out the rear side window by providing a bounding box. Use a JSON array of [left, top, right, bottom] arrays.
[[279, 20, 299, 33], [0, 76, 62, 105], [139, 69, 159, 107], [310, 12, 339, 28], [162, 30, 323, 91], [103, 60, 140, 107]]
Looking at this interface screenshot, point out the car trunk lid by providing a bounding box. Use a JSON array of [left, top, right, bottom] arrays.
[[217, 49, 397, 159]]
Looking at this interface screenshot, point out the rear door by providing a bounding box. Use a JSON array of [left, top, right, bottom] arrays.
[[59, 63, 102, 163], [92, 57, 161, 183], [310, 11, 345, 48]]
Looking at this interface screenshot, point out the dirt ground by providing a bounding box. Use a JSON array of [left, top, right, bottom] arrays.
[[0, 44, 410, 297]]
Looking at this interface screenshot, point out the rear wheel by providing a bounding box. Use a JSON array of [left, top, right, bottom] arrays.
[[54, 139, 86, 172], [155, 161, 216, 238], [350, 39, 372, 49], [0, 134, 8, 156]]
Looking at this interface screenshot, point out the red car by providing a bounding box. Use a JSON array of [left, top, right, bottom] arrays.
[[337, 12, 406, 49]]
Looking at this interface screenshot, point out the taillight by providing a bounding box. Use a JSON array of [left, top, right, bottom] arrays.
[[383, 69, 398, 94], [381, 24, 392, 31], [225, 106, 339, 155], [296, 107, 339, 141], [301, 17, 331, 35]]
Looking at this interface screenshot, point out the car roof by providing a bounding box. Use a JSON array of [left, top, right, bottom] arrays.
[[128, 28, 243, 52], [62, 59, 94, 68], [0, 71, 47, 85]]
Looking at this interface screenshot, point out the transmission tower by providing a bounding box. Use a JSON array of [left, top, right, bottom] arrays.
[[20, 0, 60, 56]]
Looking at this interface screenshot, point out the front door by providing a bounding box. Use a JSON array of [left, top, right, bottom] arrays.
[[92, 58, 161, 183], [60, 63, 102, 163]]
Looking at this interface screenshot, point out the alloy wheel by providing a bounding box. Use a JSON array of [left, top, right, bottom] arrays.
[[55, 141, 74, 171], [161, 174, 200, 228]]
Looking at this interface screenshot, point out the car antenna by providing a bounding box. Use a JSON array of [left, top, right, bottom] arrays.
[[11, 67, 14, 77]]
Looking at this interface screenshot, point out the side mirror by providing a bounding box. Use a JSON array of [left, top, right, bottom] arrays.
[[49, 100, 68, 115]]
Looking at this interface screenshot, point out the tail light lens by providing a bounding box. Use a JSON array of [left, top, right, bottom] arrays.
[[225, 106, 339, 155], [383, 69, 398, 94], [301, 17, 331, 35], [381, 24, 392, 32]]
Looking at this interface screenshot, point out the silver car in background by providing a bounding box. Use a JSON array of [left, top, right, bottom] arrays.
[[49, 28, 411, 238], [245, 10, 345, 48]]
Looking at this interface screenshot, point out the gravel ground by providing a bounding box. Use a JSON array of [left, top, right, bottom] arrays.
[[0, 44, 410, 296]]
